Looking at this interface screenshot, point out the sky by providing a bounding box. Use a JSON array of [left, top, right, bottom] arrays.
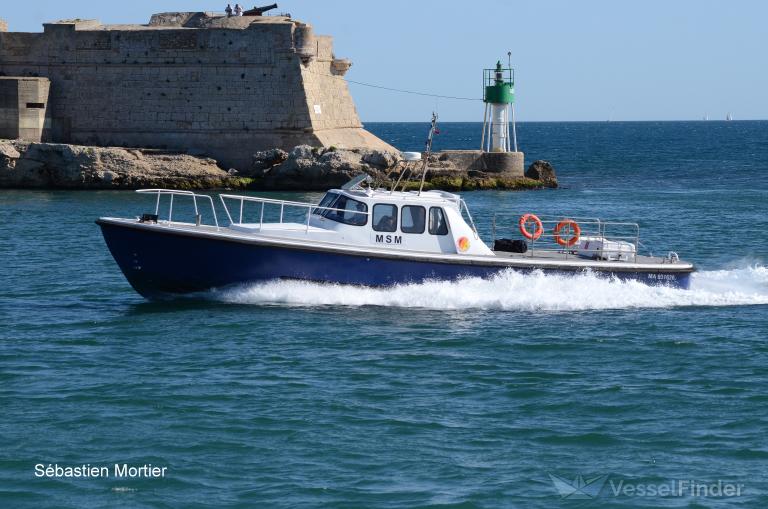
[[3, 0, 767, 121]]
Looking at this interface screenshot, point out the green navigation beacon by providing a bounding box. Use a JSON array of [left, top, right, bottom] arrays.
[[481, 58, 518, 153]]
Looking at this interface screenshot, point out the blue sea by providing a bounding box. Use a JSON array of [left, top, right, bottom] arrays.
[[2, 121, 767, 508]]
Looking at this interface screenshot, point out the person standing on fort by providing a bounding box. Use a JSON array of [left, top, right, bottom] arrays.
[[234, 4, 243, 16], [225, 3, 233, 17]]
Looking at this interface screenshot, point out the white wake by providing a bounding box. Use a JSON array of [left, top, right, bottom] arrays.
[[211, 265, 768, 311]]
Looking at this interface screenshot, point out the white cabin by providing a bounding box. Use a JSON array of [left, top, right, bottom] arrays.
[[226, 187, 494, 256]]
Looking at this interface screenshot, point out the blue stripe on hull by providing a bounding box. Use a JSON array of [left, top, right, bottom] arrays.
[[98, 223, 691, 299]]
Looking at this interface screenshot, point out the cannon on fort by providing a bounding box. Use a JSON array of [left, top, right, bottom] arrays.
[[243, 4, 278, 16]]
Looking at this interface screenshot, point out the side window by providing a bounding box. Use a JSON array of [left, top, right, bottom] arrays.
[[401, 205, 426, 234], [324, 195, 368, 226], [429, 207, 449, 235], [372, 204, 398, 232]]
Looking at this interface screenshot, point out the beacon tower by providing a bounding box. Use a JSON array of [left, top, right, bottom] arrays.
[[482, 60, 517, 152], [478, 59, 524, 176]]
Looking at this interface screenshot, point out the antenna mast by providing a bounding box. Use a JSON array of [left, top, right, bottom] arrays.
[[417, 112, 438, 195]]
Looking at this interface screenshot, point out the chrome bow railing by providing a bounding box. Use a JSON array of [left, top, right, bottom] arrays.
[[135, 189, 219, 229]]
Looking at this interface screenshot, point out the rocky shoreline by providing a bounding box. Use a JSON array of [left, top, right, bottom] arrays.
[[0, 139, 557, 191], [0, 140, 245, 190]]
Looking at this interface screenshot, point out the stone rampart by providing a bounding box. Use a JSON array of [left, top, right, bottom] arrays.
[[0, 13, 394, 169]]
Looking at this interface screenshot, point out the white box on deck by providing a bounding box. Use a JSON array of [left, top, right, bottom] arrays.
[[578, 236, 636, 261]]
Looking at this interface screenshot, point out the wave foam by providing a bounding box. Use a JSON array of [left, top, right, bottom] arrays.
[[211, 266, 768, 311]]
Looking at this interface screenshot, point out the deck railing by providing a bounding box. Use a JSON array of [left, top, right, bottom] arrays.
[[492, 213, 640, 261], [136, 189, 220, 229], [219, 193, 371, 232], [135, 191, 641, 261]]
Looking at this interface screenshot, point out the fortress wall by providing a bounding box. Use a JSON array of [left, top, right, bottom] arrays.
[[0, 17, 396, 169], [0, 23, 309, 129], [296, 35, 392, 152], [301, 35, 361, 132]]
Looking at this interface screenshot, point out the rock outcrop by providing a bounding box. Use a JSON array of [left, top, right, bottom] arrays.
[[0, 139, 559, 191], [525, 160, 558, 188], [0, 140, 246, 189], [251, 145, 398, 190], [249, 146, 557, 191]]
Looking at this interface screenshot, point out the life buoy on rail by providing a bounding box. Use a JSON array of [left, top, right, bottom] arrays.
[[553, 219, 581, 247], [518, 213, 543, 241]]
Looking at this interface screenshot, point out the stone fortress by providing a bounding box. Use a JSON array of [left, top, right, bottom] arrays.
[[0, 10, 394, 170], [0, 9, 555, 190]]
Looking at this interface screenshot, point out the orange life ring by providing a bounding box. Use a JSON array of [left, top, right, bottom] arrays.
[[518, 213, 543, 240], [553, 219, 581, 247]]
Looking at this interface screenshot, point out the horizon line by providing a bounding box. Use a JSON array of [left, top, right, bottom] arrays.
[[362, 119, 764, 123]]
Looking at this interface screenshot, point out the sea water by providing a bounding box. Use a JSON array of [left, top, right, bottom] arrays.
[[1, 121, 767, 507]]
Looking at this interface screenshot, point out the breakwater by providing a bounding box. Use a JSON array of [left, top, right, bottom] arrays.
[[0, 138, 557, 191]]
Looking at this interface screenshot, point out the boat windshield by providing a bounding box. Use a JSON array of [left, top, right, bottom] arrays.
[[312, 192, 338, 216], [313, 192, 368, 226]]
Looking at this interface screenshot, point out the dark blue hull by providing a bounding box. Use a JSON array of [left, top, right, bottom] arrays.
[[97, 221, 693, 299]]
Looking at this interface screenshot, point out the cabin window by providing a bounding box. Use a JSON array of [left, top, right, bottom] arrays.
[[401, 205, 426, 234], [372, 204, 397, 232], [322, 194, 368, 226], [429, 207, 449, 235]]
